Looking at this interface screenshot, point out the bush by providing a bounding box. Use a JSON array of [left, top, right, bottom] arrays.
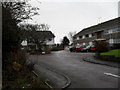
[[95, 41, 109, 53], [44, 45, 51, 54], [51, 47, 64, 51], [2, 49, 32, 88]]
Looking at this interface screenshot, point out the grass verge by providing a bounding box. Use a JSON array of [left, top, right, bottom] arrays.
[[100, 49, 120, 57]]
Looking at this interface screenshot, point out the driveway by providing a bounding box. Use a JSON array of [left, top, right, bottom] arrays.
[[28, 50, 119, 88]]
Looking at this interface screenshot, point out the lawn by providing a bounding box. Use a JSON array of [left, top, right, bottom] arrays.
[[100, 49, 120, 57]]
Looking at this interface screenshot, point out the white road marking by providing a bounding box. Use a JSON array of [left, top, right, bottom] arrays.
[[104, 72, 120, 78]]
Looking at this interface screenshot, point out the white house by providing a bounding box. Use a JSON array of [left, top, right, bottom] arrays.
[[21, 31, 55, 50]]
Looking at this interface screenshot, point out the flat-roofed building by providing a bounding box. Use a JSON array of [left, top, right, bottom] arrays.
[[73, 17, 120, 48]]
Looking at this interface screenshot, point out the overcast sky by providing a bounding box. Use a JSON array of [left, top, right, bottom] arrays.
[[27, 0, 119, 43]]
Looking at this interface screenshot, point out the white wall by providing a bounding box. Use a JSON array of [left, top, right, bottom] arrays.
[[76, 37, 79, 40], [82, 35, 85, 39], [21, 40, 27, 46], [89, 34, 92, 38], [46, 38, 55, 45]]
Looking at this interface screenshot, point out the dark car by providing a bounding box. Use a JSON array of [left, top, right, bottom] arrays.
[[76, 45, 86, 52], [81, 45, 96, 52], [69, 45, 76, 52]]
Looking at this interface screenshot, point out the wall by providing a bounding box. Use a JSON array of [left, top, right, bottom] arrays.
[[46, 38, 55, 45]]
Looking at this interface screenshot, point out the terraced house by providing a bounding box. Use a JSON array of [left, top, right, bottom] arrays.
[[73, 17, 120, 48]]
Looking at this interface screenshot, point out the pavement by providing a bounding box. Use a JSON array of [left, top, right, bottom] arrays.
[[82, 53, 120, 68], [33, 64, 71, 89]]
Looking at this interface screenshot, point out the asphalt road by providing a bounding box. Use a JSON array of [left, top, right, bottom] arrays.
[[29, 50, 119, 88]]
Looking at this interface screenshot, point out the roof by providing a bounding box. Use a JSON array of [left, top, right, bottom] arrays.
[[36, 31, 55, 38], [23, 30, 55, 41], [74, 17, 120, 37]]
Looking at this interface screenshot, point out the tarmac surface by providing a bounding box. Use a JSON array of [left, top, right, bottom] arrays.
[[28, 50, 119, 88]]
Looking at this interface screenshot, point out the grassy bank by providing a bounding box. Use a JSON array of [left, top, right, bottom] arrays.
[[100, 49, 120, 57]]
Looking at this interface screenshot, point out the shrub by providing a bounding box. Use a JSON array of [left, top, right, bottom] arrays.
[[51, 47, 64, 51], [2, 49, 30, 88], [95, 41, 109, 53]]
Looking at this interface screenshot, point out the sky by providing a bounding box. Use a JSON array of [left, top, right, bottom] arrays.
[[27, 0, 119, 43]]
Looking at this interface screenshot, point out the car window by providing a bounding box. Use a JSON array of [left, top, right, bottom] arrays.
[[91, 45, 95, 47], [82, 45, 86, 47]]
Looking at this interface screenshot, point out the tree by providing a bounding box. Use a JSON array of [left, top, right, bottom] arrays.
[[2, 1, 39, 67], [2, 2, 39, 24], [39, 24, 50, 31], [68, 31, 76, 43], [62, 36, 70, 47], [2, 1, 40, 88], [2, 1, 39, 52]]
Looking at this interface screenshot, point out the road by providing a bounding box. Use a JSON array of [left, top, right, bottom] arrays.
[[28, 50, 119, 88]]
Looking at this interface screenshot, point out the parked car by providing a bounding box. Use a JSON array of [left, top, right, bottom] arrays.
[[69, 45, 76, 52], [90, 45, 96, 51], [81, 45, 91, 52], [76, 45, 86, 52], [81, 45, 96, 52]]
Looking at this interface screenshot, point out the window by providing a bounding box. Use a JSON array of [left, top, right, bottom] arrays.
[[104, 29, 109, 34], [86, 34, 89, 38], [74, 37, 77, 40], [104, 27, 120, 34], [109, 39, 114, 44], [113, 39, 120, 44], [106, 39, 109, 43], [109, 39, 120, 44], [79, 36, 82, 39], [92, 33, 94, 36], [112, 28, 120, 33]]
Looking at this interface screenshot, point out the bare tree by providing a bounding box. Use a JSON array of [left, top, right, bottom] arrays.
[[2, 1, 39, 24], [68, 31, 76, 43], [40, 24, 50, 31]]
